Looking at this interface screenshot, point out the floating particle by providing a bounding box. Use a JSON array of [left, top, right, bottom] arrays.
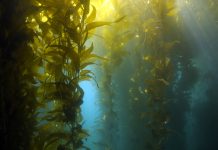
[[134, 97, 139, 101], [41, 16, 48, 22], [130, 78, 135, 82]]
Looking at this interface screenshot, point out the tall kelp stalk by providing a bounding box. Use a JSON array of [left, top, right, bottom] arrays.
[[113, 1, 153, 149], [0, 0, 38, 149], [124, 0, 179, 150], [137, 0, 179, 149], [26, 0, 106, 149], [121, 0, 156, 148], [92, 0, 131, 149]]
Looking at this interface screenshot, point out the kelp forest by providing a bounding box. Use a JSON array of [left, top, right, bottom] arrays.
[[0, 0, 218, 150]]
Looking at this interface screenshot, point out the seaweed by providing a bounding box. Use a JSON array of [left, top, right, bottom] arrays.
[[26, 0, 106, 149], [92, 0, 131, 149]]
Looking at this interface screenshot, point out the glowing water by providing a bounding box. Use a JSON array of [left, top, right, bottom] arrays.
[[80, 79, 100, 148]]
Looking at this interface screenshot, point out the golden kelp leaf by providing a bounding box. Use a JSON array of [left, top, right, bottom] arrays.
[[79, 74, 93, 81], [157, 78, 170, 86], [65, 26, 80, 44], [80, 43, 93, 60], [78, 129, 89, 139], [45, 55, 63, 64], [80, 62, 96, 69], [80, 70, 95, 78], [114, 16, 126, 23], [86, 21, 111, 31], [44, 50, 64, 58], [89, 54, 108, 60], [167, 8, 178, 16], [48, 44, 69, 52], [81, 0, 90, 16], [85, 16, 125, 31], [81, 51, 107, 64], [163, 40, 180, 50], [86, 5, 96, 23]]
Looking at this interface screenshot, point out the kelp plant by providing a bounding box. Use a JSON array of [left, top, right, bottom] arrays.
[[26, 0, 110, 149], [139, 0, 179, 149], [113, 0, 180, 149], [92, 0, 131, 149]]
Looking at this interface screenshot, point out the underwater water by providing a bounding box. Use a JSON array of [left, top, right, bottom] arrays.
[[0, 0, 218, 150], [82, 0, 218, 150]]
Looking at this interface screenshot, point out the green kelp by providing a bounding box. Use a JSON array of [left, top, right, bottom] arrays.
[[126, 1, 199, 149], [141, 1, 179, 149], [92, 0, 132, 149], [26, 0, 107, 149]]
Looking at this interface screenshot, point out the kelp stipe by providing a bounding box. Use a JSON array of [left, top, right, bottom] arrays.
[[141, 1, 179, 149], [94, 1, 130, 149]]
